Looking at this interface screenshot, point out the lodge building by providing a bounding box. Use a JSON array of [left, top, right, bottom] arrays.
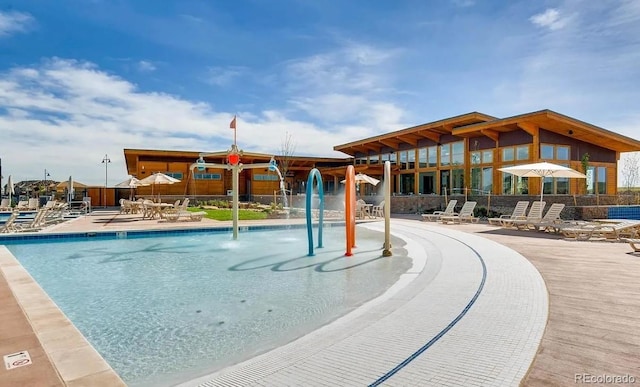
[[124, 109, 640, 201]]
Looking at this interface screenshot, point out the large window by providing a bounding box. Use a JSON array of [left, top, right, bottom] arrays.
[[472, 167, 493, 194], [440, 141, 464, 167], [586, 166, 608, 194], [503, 145, 529, 162], [543, 164, 571, 194], [165, 172, 183, 179], [418, 148, 427, 168], [452, 169, 464, 195], [428, 146, 437, 167], [370, 154, 380, 164], [407, 149, 415, 169], [471, 149, 493, 165], [502, 166, 529, 195], [541, 144, 570, 161]]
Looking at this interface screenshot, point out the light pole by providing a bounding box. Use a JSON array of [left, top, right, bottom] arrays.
[[43, 169, 50, 197], [101, 154, 111, 207]]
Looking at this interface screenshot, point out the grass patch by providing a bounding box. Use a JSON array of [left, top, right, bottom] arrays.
[[188, 208, 268, 221]]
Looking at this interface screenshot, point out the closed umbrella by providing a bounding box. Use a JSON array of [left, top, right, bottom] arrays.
[[138, 172, 180, 201], [6, 174, 15, 203], [499, 161, 587, 203], [68, 176, 74, 202]]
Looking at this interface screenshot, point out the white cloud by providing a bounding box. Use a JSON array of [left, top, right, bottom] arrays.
[[530, 8, 568, 31], [0, 58, 356, 186], [137, 60, 156, 72], [0, 10, 34, 37]]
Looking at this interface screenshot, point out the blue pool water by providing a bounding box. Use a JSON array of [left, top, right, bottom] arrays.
[[6, 226, 410, 386]]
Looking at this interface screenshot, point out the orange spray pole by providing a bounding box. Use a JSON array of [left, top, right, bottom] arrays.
[[345, 165, 356, 256]]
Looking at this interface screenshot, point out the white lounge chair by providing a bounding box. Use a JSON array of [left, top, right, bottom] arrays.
[[440, 201, 479, 224], [501, 201, 546, 228], [422, 200, 458, 222], [488, 201, 529, 226], [514, 203, 565, 231], [0, 212, 19, 233], [0, 199, 11, 211]]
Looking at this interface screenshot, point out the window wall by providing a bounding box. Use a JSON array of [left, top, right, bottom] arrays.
[[586, 166, 608, 194]]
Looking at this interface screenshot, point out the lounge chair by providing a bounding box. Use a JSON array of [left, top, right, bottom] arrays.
[[15, 200, 29, 210], [623, 238, 640, 253], [488, 201, 529, 226], [0, 199, 11, 211], [0, 212, 19, 233], [440, 201, 478, 224], [12, 208, 50, 232], [515, 203, 566, 231], [422, 200, 458, 222], [501, 201, 546, 228], [561, 220, 640, 241], [163, 199, 204, 222], [27, 198, 40, 210]]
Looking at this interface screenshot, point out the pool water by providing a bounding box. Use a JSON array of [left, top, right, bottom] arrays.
[[6, 226, 410, 386]]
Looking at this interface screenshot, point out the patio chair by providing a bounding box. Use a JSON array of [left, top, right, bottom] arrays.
[[0, 198, 11, 211], [561, 220, 640, 242], [372, 200, 384, 218], [440, 201, 478, 224], [623, 238, 640, 253], [488, 201, 529, 226], [12, 208, 50, 232], [501, 201, 546, 228], [515, 203, 566, 231], [27, 198, 40, 210], [421, 200, 457, 222], [0, 212, 19, 233], [15, 200, 29, 210]]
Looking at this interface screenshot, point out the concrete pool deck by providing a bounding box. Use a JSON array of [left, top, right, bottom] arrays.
[[1, 210, 639, 386]]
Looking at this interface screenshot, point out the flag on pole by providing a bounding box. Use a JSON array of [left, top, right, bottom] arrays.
[[230, 115, 237, 129]]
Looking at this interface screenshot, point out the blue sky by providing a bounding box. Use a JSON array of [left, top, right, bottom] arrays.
[[0, 0, 639, 186]]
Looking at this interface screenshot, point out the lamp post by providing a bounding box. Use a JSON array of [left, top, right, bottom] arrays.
[[43, 169, 50, 197], [102, 154, 111, 207]]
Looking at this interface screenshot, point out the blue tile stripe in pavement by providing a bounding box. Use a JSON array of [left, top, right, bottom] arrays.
[[368, 231, 488, 387]]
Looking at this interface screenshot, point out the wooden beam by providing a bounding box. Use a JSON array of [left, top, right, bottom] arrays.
[[517, 122, 539, 136], [399, 135, 420, 146], [378, 138, 400, 148], [415, 130, 441, 143], [481, 129, 500, 143]]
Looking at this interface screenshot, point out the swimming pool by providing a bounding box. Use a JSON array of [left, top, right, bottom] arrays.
[[6, 226, 411, 386]]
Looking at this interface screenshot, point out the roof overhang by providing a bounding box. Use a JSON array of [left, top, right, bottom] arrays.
[[334, 112, 497, 156], [452, 110, 640, 152]]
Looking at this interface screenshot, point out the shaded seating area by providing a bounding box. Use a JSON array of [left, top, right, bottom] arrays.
[[440, 201, 479, 224], [422, 200, 457, 222]]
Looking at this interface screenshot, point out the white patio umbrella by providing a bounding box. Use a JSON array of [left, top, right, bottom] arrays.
[[138, 172, 180, 201], [115, 176, 148, 200], [499, 161, 587, 202], [340, 173, 381, 186], [6, 174, 15, 203]]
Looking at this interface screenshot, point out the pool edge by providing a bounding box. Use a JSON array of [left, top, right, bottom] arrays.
[[0, 246, 126, 386]]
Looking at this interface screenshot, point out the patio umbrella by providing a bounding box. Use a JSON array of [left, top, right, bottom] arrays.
[[6, 174, 14, 203], [340, 173, 381, 186], [138, 172, 180, 201], [499, 161, 587, 202], [341, 173, 380, 198], [115, 176, 148, 200]]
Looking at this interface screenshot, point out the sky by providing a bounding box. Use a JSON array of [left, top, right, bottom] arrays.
[[0, 0, 639, 187]]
